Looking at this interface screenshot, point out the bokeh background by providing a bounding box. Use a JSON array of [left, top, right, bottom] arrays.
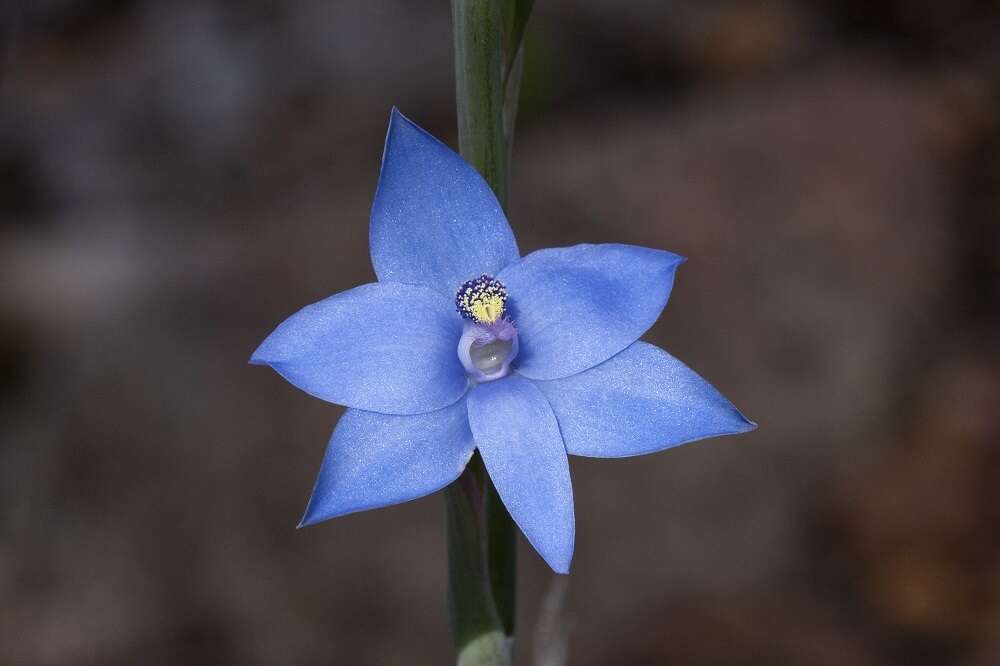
[[2, 1, 999, 664]]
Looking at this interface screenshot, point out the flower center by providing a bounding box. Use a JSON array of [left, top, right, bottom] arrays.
[[455, 275, 518, 383], [455, 274, 507, 325]]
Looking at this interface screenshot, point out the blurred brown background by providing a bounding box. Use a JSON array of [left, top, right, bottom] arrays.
[[2, 1, 999, 664]]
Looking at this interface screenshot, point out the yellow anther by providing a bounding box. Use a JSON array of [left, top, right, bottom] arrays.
[[456, 274, 508, 324]]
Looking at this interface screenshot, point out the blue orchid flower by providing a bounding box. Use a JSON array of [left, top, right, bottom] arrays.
[[251, 109, 755, 574]]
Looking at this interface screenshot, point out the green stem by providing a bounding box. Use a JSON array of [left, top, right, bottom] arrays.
[[445, 456, 512, 666], [452, 0, 508, 206], [447, 1, 531, 664]]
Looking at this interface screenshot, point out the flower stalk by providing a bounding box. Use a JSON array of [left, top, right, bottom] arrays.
[[447, 1, 532, 663]]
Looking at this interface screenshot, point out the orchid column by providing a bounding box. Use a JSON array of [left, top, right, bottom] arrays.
[[447, 1, 533, 664]]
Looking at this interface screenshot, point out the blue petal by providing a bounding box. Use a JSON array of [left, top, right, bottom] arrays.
[[300, 399, 475, 525], [467, 375, 574, 573], [370, 109, 520, 295], [251, 282, 468, 415], [499, 244, 685, 380], [534, 342, 756, 458]]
